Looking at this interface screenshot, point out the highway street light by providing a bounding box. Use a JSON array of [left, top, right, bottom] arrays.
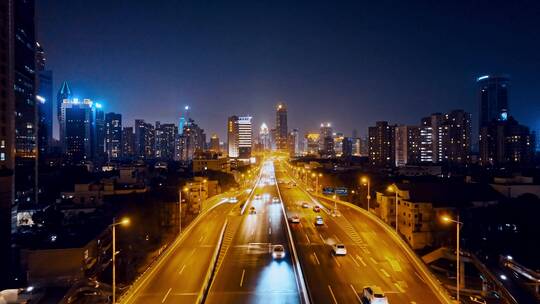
[[179, 187, 188, 234], [110, 217, 130, 304], [441, 215, 463, 303], [387, 185, 399, 232], [361, 176, 371, 212]]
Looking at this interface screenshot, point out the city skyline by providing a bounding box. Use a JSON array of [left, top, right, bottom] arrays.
[[37, 1, 540, 141]]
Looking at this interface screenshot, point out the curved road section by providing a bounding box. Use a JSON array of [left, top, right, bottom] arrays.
[[275, 161, 445, 304]]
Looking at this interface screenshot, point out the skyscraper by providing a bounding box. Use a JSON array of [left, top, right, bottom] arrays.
[[56, 81, 72, 138], [227, 116, 239, 158], [176, 118, 206, 161], [441, 110, 471, 164], [178, 105, 190, 135], [477, 75, 509, 131], [135, 119, 155, 159], [121, 127, 135, 158], [276, 103, 288, 151], [62, 99, 96, 163], [155, 122, 177, 160], [319, 123, 334, 158], [288, 129, 300, 157], [105, 112, 122, 160], [259, 123, 271, 151], [368, 121, 395, 166], [36, 42, 53, 156], [209, 134, 220, 153], [227, 116, 252, 159], [94, 104, 106, 161]]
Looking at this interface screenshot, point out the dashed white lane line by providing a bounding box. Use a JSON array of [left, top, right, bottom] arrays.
[[351, 255, 360, 267], [269, 227, 272, 235], [199, 235, 205, 243], [313, 252, 321, 265], [269, 217, 272, 223], [319, 233, 325, 243], [328, 285, 338, 304], [381, 268, 391, 277], [305, 233, 311, 244], [161, 287, 172, 303], [356, 255, 367, 266], [178, 264, 186, 275], [415, 271, 426, 284], [332, 255, 342, 267], [350, 284, 361, 302], [189, 248, 197, 258], [240, 269, 246, 287], [369, 257, 378, 264], [394, 282, 405, 293]]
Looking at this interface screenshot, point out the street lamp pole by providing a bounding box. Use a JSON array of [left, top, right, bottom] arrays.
[[442, 215, 463, 302], [394, 189, 398, 232], [111, 217, 130, 304], [361, 177, 371, 212]]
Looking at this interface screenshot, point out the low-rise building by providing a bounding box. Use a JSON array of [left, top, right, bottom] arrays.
[[376, 181, 502, 249], [193, 156, 230, 173]]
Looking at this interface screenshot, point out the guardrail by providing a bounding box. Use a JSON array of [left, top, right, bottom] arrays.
[[275, 163, 312, 304], [119, 192, 238, 304], [195, 220, 228, 304], [283, 163, 454, 304]]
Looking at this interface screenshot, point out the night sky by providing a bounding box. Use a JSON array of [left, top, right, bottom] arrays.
[[37, 0, 540, 143]]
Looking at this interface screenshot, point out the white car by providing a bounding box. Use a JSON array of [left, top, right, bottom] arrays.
[[291, 215, 300, 223], [272, 244, 286, 259], [332, 244, 347, 255], [315, 216, 324, 226], [271, 197, 280, 203], [301, 202, 309, 208], [362, 286, 389, 304], [254, 194, 261, 200], [228, 197, 238, 203]]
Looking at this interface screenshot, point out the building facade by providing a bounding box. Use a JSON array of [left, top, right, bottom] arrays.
[[275, 103, 288, 151], [368, 121, 395, 166], [104, 112, 122, 160]]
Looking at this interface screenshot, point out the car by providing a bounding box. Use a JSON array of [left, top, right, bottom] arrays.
[[271, 197, 280, 203], [362, 286, 389, 304], [315, 215, 324, 225], [469, 296, 487, 304], [254, 194, 261, 200], [272, 244, 286, 259], [306, 187, 314, 192], [228, 197, 238, 203], [249, 206, 256, 214], [301, 202, 309, 208], [332, 244, 347, 255], [291, 215, 300, 223], [313, 205, 321, 212]]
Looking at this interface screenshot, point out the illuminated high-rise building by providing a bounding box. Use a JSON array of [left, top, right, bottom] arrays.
[[178, 105, 190, 135], [275, 103, 288, 151], [57, 81, 72, 139], [36, 42, 53, 156], [477, 75, 509, 131], [304, 133, 320, 156], [135, 119, 155, 159], [228, 116, 252, 159], [288, 129, 300, 157], [121, 127, 135, 158], [319, 123, 334, 158], [259, 123, 271, 150], [155, 122, 177, 160], [105, 112, 122, 160], [210, 134, 220, 152], [368, 121, 395, 166]]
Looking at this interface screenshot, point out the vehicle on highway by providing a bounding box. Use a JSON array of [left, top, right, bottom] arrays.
[[301, 202, 309, 208], [249, 206, 256, 214], [271, 197, 280, 203], [254, 194, 261, 200], [291, 215, 300, 223], [315, 215, 324, 225], [362, 286, 389, 304], [469, 295, 487, 304], [306, 187, 314, 192], [272, 244, 286, 259], [313, 205, 321, 212], [228, 197, 238, 203], [332, 244, 347, 255]]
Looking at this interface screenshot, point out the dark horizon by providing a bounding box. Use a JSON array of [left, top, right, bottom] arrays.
[[37, 1, 540, 141]]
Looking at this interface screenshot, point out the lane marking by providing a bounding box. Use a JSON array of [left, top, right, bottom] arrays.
[[199, 235, 205, 243], [333, 234, 341, 243], [333, 255, 342, 267], [269, 217, 272, 223], [356, 255, 367, 266], [350, 284, 361, 302], [351, 255, 360, 267], [305, 233, 311, 244], [369, 257, 378, 264], [328, 285, 338, 304], [269, 227, 272, 235], [189, 248, 197, 257], [313, 252, 321, 265], [319, 233, 325, 243], [394, 282, 405, 293], [415, 271, 426, 284], [178, 264, 186, 275], [161, 287, 172, 303], [240, 269, 246, 287], [381, 268, 391, 277]]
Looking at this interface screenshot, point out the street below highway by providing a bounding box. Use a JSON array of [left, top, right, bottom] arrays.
[[205, 161, 300, 303], [275, 161, 443, 304]]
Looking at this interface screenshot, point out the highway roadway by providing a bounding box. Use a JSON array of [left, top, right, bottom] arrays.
[[124, 191, 250, 304], [275, 161, 443, 304], [205, 161, 301, 304]]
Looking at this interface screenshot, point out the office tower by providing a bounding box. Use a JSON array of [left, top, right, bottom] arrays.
[[155, 122, 177, 160], [352, 138, 362, 156], [342, 137, 353, 157], [276, 103, 288, 151], [105, 112, 122, 160], [333, 132, 344, 157], [259, 123, 271, 151], [135, 119, 155, 159], [319, 123, 334, 158], [61, 99, 96, 163], [36, 42, 53, 156], [209, 134, 220, 152], [368, 121, 395, 166], [121, 127, 135, 158], [304, 133, 320, 156], [479, 115, 535, 166], [94, 104, 105, 161], [238, 116, 252, 159], [0, 0, 15, 286], [227, 116, 239, 158], [176, 118, 206, 161], [288, 129, 300, 157], [477, 75, 509, 131], [441, 110, 471, 163], [56, 81, 71, 138], [178, 105, 189, 135]]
